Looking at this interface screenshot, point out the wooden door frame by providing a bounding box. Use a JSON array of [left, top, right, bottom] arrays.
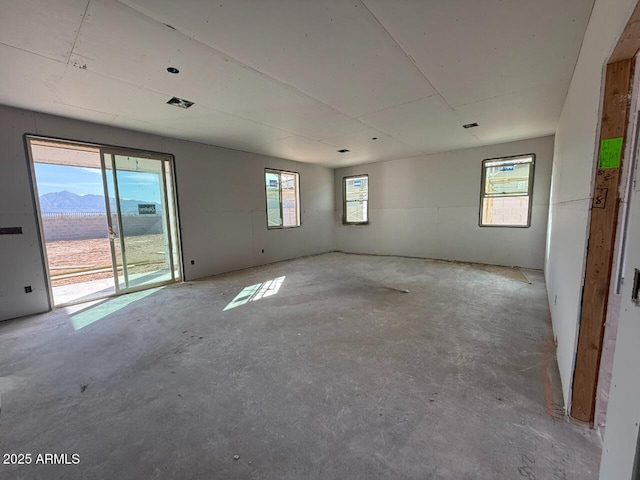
[[571, 0, 640, 423]]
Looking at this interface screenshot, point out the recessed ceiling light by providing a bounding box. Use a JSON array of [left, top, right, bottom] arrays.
[[463, 122, 479, 129], [337, 149, 350, 153], [167, 97, 194, 109], [167, 67, 180, 74]]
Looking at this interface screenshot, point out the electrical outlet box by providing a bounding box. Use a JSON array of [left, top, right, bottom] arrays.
[[24, 286, 32, 293]]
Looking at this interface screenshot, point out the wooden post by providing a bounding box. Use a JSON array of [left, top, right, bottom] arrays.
[[571, 59, 635, 422]]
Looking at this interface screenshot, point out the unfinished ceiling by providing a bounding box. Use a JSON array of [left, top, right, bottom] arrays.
[[0, 0, 594, 167]]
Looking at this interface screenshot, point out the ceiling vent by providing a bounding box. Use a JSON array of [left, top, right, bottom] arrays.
[[337, 149, 350, 153], [463, 122, 479, 129], [167, 97, 194, 109]]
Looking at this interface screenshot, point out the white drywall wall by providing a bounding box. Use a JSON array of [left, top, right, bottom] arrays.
[[0, 105, 334, 322], [0, 107, 50, 320], [544, 0, 638, 410], [334, 136, 553, 269]]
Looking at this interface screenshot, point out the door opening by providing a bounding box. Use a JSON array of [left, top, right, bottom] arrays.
[[27, 137, 182, 307]]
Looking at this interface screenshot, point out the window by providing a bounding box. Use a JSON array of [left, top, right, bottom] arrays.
[[480, 155, 535, 227], [343, 174, 369, 224], [265, 169, 300, 228]]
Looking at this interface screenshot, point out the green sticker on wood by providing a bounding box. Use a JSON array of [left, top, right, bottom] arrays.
[[599, 137, 623, 168]]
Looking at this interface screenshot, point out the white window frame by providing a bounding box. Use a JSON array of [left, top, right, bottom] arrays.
[[343, 174, 369, 225], [265, 169, 301, 229]]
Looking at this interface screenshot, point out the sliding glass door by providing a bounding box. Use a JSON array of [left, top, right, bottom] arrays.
[[101, 149, 181, 293], [28, 136, 182, 306]]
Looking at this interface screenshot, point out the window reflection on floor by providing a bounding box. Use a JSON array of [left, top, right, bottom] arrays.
[[69, 287, 163, 330], [223, 276, 285, 311]]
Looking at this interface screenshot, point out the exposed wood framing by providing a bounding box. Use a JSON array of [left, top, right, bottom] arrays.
[[610, 1, 640, 63], [571, 59, 635, 422], [570, 0, 640, 424]]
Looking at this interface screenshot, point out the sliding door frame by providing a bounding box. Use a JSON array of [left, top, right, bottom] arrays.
[[100, 147, 181, 294], [24, 134, 184, 309]]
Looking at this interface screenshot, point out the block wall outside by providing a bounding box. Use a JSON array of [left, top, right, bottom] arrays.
[[0, 105, 335, 322], [41, 213, 163, 241], [482, 197, 530, 226]]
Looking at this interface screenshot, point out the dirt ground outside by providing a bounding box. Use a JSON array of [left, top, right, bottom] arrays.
[[45, 234, 169, 287]]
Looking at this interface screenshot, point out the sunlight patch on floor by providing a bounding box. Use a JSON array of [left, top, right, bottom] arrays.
[[223, 276, 286, 311]]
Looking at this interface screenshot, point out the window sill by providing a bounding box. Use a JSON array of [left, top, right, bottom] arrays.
[[479, 224, 531, 228], [267, 225, 301, 230]]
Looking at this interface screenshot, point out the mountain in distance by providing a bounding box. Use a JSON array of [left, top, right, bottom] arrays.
[[39, 191, 161, 214]]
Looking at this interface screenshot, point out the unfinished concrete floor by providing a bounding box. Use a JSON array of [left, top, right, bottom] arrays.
[[0, 253, 600, 479]]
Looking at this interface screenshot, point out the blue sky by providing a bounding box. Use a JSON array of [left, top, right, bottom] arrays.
[[34, 163, 162, 202]]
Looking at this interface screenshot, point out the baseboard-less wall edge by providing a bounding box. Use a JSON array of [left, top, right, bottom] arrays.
[[332, 249, 543, 272], [0, 250, 337, 323], [187, 250, 337, 283], [0, 309, 49, 324]]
